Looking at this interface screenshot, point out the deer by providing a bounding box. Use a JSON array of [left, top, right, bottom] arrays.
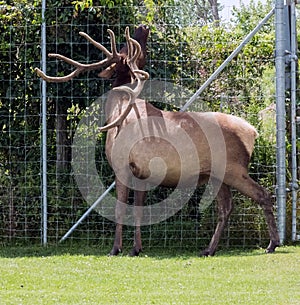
[[35, 26, 280, 257]]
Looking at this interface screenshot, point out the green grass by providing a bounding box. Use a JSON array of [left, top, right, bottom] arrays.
[[0, 245, 300, 305]]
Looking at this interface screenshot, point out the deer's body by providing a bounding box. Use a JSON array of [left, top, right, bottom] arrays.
[[105, 97, 257, 186], [35, 25, 280, 257]]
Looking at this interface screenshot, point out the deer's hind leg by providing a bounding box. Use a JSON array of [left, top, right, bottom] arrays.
[[201, 182, 233, 257], [226, 170, 280, 253]]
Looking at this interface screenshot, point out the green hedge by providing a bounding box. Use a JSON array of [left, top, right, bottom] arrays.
[[0, 0, 281, 249]]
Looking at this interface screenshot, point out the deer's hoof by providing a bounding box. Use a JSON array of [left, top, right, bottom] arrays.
[[265, 240, 280, 254], [129, 248, 142, 257], [200, 249, 215, 257], [109, 247, 122, 256]]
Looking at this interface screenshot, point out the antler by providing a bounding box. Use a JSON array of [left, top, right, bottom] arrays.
[[99, 27, 149, 132], [116, 27, 149, 95], [35, 30, 121, 82], [35, 26, 149, 132]]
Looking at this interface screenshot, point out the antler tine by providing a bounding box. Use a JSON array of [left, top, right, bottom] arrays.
[[125, 27, 134, 62], [34, 53, 87, 83], [35, 29, 121, 83], [129, 38, 142, 68], [79, 29, 118, 58], [107, 29, 119, 57], [124, 27, 141, 69], [99, 103, 133, 132]]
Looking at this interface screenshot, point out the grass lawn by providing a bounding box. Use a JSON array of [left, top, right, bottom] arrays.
[[0, 244, 300, 305]]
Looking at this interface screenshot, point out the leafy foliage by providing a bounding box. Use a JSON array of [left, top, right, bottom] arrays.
[[0, 0, 286, 247]]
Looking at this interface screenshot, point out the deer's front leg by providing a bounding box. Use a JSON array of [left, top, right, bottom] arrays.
[[130, 190, 147, 256], [110, 178, 128, 256]]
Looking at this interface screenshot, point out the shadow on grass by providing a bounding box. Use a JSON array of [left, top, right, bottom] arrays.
[[0, 242, 112, 258], [0, 240, 295, 259]]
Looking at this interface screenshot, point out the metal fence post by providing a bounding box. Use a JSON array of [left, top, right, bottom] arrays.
[[275, 0, 287, 244], [290, 1, 298, 241], [41, 0, 48, 246]]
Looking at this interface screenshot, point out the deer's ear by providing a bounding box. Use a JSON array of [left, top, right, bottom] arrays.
[[98, 63, 116, 78]]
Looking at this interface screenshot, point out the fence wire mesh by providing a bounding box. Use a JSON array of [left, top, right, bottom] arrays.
[[0, 2, 288, 251]]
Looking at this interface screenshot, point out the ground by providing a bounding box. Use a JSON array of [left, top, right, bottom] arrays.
[[0, 244, 300, 305]]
